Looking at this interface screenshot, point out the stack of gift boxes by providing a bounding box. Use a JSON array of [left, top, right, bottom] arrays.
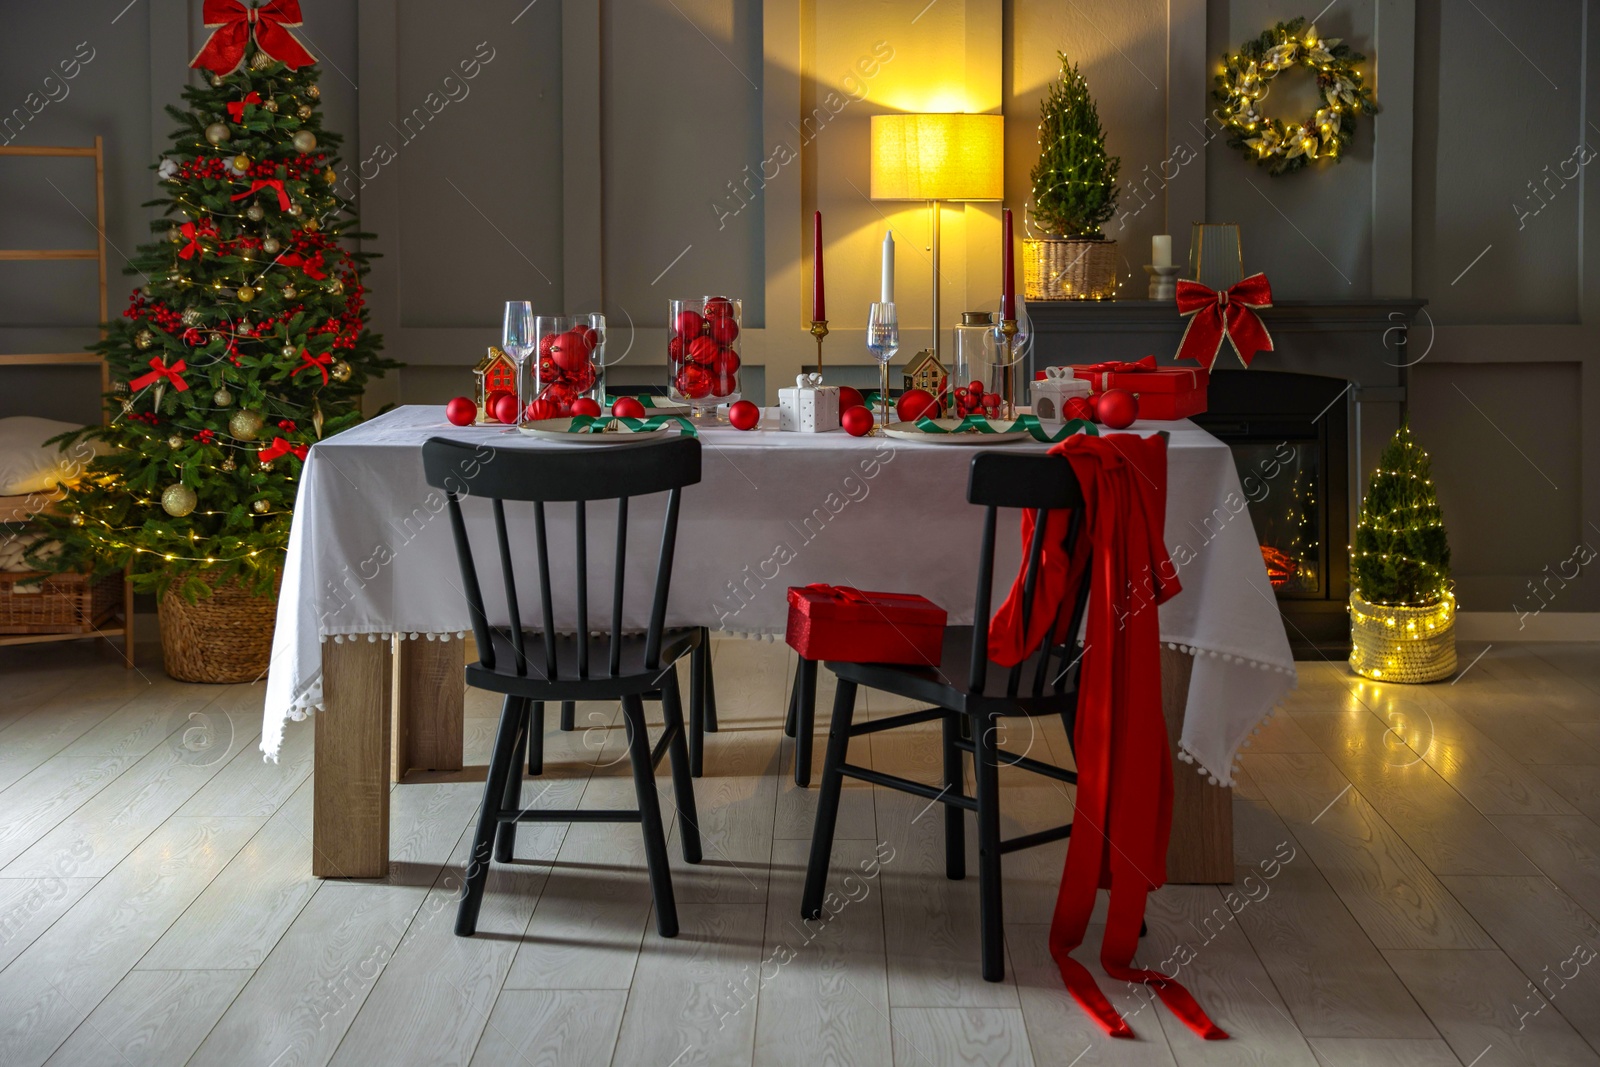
[[1030, 356, 1208, 428]]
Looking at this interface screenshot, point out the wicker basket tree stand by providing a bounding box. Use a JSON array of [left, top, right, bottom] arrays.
[[1024, 237, 1120, 301], [159, 578, 280, 683]]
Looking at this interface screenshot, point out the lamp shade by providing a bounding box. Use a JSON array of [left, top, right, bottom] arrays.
[[870, 113, 1003, 201]]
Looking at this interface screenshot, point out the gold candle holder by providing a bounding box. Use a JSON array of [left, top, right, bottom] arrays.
[[809, 318, 829, 372], [999, 317, 1019, 421]]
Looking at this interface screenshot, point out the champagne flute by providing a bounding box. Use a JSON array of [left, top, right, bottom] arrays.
[[867, 302, 899, 431], [502, 301, 535, 429]]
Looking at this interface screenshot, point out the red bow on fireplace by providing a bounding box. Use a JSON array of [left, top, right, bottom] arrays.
[[191, 0, 316, 76], [259, 436, 308, 464], [1175, 273, 1274, 370]]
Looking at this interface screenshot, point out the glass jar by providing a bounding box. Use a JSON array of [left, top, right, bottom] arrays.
[[527, 314, 599, 420], [668, 295, 741, 416], [950, 310, 1027, 420]]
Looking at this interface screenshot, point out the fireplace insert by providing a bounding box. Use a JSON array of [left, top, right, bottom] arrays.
[[1192, 370, 1351, 658]]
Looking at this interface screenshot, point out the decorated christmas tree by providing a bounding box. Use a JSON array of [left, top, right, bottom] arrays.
[[37, 5, 391, 601], [1028, 54, 1120, 238], [1351, 424, 1451, 606]]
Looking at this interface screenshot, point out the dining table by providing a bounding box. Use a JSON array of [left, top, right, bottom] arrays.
[[262, 404, 1297, 881]]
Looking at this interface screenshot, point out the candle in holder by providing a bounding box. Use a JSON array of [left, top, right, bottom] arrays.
[[881, 230, 894, 303], [1152, 234, 1173, 268], [1000, 208, 1016, 321], [812, 210, 826, 322]]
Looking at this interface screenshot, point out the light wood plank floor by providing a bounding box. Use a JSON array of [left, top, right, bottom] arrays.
[[1, 637, 1598, 1066]]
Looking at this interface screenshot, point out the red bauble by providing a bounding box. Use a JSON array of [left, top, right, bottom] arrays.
[[967, 380, 984, 395], [570, 397, 602, 417], [711, 369, 739, 397], [837, 386, 864, 421], [567, 363, 597, 392], [550, 330, 591, 373], [841, 405, 874, 437], [676, 365, 712, 399], [709, 316, 739, 344], [485, 388, 513, 414], [667, 336, 686, 361], [687, 335, 720, 365], [491, 392, 520, 424], [711, 349, 741, 376], [538, 332, 559, 359], [1095, 388, 1139, 429], [573, 325, 599, 352], [673, 310, 706, 339], [704, 296, 735, 321], [896, 387, 937, 422], [445, 396, 476, 426], [727, 399, 760, 430], [611, 396, 647, 419], [1063, 395, 1096, 422], [526, 398, 560, 422]]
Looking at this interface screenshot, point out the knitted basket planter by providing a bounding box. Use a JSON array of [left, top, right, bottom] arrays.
[[159, 576, 280, 683], [1348, 591, 1456, 684]]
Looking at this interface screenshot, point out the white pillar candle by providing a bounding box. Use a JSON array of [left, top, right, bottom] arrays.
[[881, 230, 895, 303], [1152, 234, 1173, 268]]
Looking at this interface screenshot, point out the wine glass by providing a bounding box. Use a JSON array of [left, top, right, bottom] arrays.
[[867, 302, 899, 430], [502, 301, 534, 429]]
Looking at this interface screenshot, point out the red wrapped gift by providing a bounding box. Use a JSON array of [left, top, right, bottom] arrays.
[[785, 584, 947, 666], [1069, 355, 1209, 421]]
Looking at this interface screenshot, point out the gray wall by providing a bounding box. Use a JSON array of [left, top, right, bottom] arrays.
[[1, 0, 1595, 614]]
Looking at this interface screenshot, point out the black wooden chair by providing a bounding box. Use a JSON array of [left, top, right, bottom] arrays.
[[801, 450, 1093, 981], [423, 435, 704, 939]]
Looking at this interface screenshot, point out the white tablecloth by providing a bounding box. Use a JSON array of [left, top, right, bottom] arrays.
[[262, 405, 1296, 784]]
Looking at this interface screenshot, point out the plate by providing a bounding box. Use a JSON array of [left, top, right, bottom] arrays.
[[882, 419, 1031, 445], [517, 417, 674, 443]]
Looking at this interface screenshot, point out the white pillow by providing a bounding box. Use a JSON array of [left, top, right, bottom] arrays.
[[0, 417, 105, 496]]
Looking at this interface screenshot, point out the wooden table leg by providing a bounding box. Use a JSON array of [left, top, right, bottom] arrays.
[[314, 636, 393, 879], [1161, 646, 1233, 884], [392, 636, 465, 782]]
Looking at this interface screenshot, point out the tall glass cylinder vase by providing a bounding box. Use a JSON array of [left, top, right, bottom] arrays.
[[951, 310, 1026, 420], [668, 296, 741, 418], [525, 314, 578, 422]]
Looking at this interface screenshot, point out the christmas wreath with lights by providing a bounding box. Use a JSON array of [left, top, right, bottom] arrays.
[[1215, 18, 1379, 176]]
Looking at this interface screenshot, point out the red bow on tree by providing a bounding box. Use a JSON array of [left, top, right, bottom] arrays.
[[191, 0, 316, 76], [129, 356, 190, 393], [225, 91, 262, 123], [1175, 273, 1275, 370], [176, 220, 215, 261], [230, 179, 290, 212], [278, 251, 327, 279], [292, 349, 333, 384], [259, 436, 308, 464]]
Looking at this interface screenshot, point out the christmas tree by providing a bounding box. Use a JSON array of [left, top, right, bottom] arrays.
[[1028, 54, 1120, 238], [36, 8, 391, 600], [1351, 424, 1451, 606]]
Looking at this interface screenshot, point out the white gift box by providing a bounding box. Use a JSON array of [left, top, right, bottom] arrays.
[[777, 373, 840, 432], [1030, 366, 1093, 426]]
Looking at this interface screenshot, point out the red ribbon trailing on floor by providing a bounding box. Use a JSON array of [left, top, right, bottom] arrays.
[[987, 433, 1228, 1042], [231, 178, 291, 212], [1174, 273, 1274, 370], [129, 356, 189, 393], [191, 0, 316, 75], [225, 91, 262, 123], [258, 436, 307, 464], [292, 349, 332, 384]]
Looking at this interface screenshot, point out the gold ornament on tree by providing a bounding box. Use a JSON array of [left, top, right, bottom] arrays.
[[292, 130, 317, 152], [167, 434, 184, 449], [204, 122, 230, 144], [252, 499, 269, 513], [261, 236, 280, 254], [263, 98, 279, 113], [302, 218, 320, 233], [306, 85, 320, 99], [135, 330, 155, 350], [213, 387, 233, 407], [245, 203, 265, 221], [161, 483, 198, 517], [330, 359, 352, 383], [282, 285, 297, 299], [297, 104, 313, 120], [250, 51, 273, 70], [232, 153, 251, 171], [237, 286, 256, 303], [220, 455, 237, 472], [182, 307, 202, 326], [229, 409, 265, 440]]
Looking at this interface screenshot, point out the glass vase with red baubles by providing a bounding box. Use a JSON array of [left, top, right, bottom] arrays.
[[523, 314, 605, 423], [668, 296, 741, 418]]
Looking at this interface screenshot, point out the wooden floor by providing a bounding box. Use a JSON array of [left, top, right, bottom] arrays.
[[1, 637, 1598, 1066]]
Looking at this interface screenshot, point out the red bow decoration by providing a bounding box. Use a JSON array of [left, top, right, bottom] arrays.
[[231, 178, 290, 212], [292, 349, 333, 384], [1077, 355, 1157, 392], [259, 436, 308, 464], [1174, 273, 1275, 370], [278, 251, 327, 280], [176, 220, 214, 261], [191, 0, 316, 76], [129, 356, 189, 393], [225, 91, 262, 123]]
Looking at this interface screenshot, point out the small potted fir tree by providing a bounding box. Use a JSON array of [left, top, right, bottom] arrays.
[[1025, 53, 1121, 300], [1348, 424, 1457, 682]]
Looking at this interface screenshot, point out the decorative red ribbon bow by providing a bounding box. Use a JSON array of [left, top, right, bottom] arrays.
[[176, 220, 214, 261], [1175, 273, 1275, 370], [278, 251, 327, 280], [225, 91, 262, 123], [191, 0, 316, 75], [801, 583, 869, 604], [1078, 354, 1157, 392], [292, 349, 333, 384], [129, 356, 189, 393], [259, 436, 308, 464], [230, 179, 290, 212]]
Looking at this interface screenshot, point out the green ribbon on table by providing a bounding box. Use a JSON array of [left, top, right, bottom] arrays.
[[565, 414, 697, 437], [911, 413, 1097, 444]]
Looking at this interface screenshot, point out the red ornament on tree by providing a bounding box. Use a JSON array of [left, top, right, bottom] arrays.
[[445, 396, 476, 426], [728, 399, 760, 430], [611, 396, 647, 419], [842, 405, 874, 437], [1095, 388, 1139, 429]]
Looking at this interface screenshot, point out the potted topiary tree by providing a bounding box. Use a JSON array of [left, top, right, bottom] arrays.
[[1025, 53, 1121, 301], [1348, 424, 1457, 682]]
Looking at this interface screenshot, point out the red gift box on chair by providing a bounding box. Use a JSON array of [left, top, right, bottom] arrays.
[[785, 584, 947, 665]]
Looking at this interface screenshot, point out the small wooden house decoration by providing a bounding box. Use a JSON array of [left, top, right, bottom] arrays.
[[474, 346, 518, 423], [902, 349, 946, 404]]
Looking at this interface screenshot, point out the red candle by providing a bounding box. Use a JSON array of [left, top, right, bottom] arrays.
[[812, 210, 826, 322], [1000, 208, 1016, 321]]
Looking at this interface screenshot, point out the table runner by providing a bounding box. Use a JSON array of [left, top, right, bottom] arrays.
[[261, 405, 1296, 784]]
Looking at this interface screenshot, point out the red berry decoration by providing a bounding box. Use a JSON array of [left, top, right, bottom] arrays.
[[837, 386, 864, 421], [841, 405, 874, 437], [570, 397, 602, 417], [445, 396, 476, 426], [1063, 395, 1095, 422], [728, 399, 760, 430], [704, 296, 735, 321], [673, 310, 706, 339], [896, 387, 937, 423], [1096, 388, 1139, 429], [491, 391, 521, 424], [687, 335, 720, 365], [611, 396, 647, 419], [676, 365, 712, 399], [709, 316, 739, 344]]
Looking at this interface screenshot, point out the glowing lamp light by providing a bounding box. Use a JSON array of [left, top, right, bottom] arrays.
[[870, 114, 1004, 201]]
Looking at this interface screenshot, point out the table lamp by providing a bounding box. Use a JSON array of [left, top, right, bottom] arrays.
[[870, 113, 1003, 363]]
